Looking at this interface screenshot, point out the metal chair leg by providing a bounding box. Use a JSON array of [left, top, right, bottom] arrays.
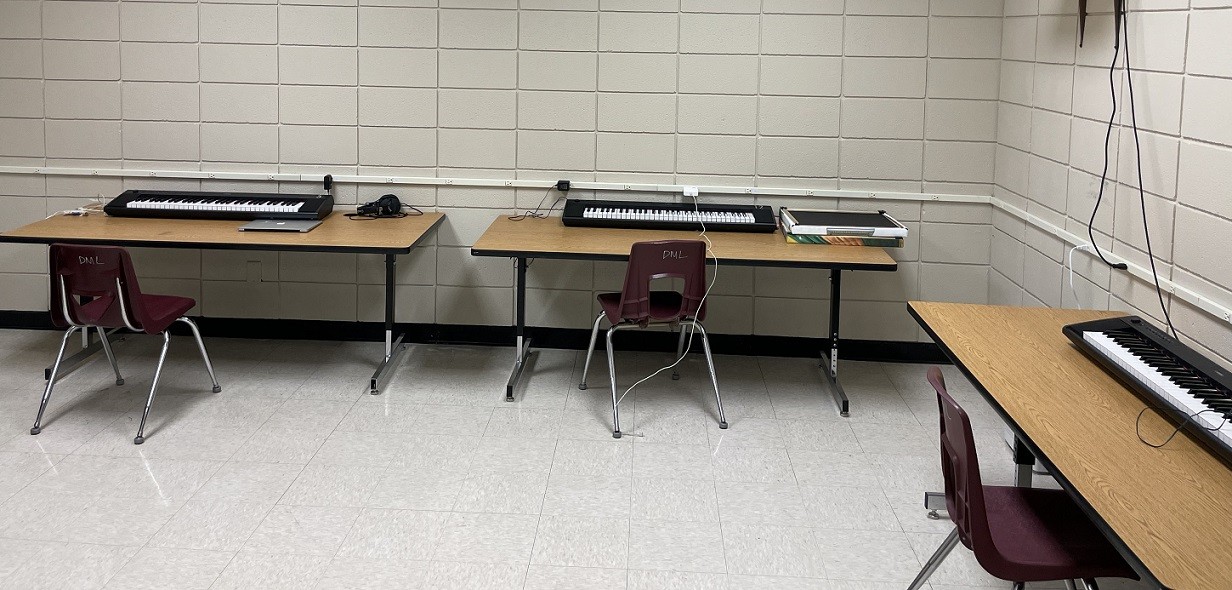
[[134, 332, 172, 445], [693, 321, 726, 429], [31, 327, 80, 435], [606, 326, 620, 438], [578, 312, 604, 390], [907, 527, 960, 590], [96, 328, 124, 386], [1081, 579, 1099, 590], [671, 322, 690, 380], [177, 317, 221, 393]]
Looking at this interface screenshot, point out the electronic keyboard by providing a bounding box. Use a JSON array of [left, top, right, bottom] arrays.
[[1064, 316, 1232, 465], [561, 198, 777, 233], [104, 190, 334, 221]]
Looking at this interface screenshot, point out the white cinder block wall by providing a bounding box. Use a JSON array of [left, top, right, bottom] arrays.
[[993, 0, 1232, 366], [0, 0, 1006, 342]]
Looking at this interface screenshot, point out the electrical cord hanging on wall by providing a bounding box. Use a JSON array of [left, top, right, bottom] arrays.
[[509, 187, 565, 221], [1066, 244, 1091, 309], [1088, 0, 1127, 272], [508, 186, 567, 269], [1121, 8, 1178, 339]]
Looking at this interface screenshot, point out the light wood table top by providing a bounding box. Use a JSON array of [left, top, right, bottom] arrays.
[[0, 211, 444, 254], [470, 216, 897, 270], [909, 302, 1232, 590]]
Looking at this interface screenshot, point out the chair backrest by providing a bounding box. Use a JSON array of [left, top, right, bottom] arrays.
[[927, 367, 995, 555], [616, 240, 708, 325], [49, 243, 148, 331]]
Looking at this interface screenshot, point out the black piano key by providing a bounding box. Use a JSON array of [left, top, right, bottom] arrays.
[[1140, 359, 1175, 367]]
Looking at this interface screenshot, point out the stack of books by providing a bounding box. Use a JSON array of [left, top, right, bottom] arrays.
[[779, 208, 907, 247]]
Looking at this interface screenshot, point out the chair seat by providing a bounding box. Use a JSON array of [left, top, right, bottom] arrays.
[[137, 294, 195, 334], [78, 293, 193, 334], [598, 291, 706, 325], [982, 486, 1137, 581]]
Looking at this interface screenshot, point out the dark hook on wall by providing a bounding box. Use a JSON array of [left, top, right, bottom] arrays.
[[1078, 0, 1088, 46], [1080, 0, 1128, 49]]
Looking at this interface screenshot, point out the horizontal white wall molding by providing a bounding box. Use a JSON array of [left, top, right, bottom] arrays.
[[993, 198, 1232, 327], [1, 164, 1225, 326], [0, 165, 993, 205]]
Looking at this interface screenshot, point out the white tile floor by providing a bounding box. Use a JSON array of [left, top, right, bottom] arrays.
[[0, 329, 1154, 589]]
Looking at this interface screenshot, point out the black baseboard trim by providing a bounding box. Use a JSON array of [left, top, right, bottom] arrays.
[[0, 311, 948, 364]]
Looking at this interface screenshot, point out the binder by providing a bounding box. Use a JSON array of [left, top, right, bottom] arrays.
[[784, 233, 904, 248], [779, 208, 908, 238]]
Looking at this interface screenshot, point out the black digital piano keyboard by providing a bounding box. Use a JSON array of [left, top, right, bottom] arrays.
[[1064, 316, 1232, 466], [561, 198, 777, 233], [104, 190, 334, 221]]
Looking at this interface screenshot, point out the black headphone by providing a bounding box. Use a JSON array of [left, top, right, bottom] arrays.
[[349, 194, 422, 219]]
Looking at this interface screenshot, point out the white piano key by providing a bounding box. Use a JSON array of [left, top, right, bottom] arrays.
[[1084, 331, 1229, 429]]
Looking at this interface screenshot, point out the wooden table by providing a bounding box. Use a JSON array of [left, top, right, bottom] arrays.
[[472, 216, 898, 412], [1, 211, 445, 394], [909, 302, 1232, 590]]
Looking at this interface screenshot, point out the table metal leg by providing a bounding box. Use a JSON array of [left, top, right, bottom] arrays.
[[370, 253, 408, 394], [818, 269, 850, 416], [1013, 437, 1035, 487], [505, 256, 533, 401]]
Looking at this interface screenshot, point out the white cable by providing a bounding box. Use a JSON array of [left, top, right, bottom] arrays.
[[1067, 244, 1092, 310], [46, 198, 105, 219], [614, 195, 719, 410]]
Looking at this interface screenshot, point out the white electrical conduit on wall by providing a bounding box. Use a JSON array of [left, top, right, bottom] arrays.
[[1, 165, 1228, 328], [0, 165, 993, 203], [993, 198, 1232, 328]]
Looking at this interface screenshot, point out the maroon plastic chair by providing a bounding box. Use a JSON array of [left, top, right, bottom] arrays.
[[34, 244, 221, 445], [577, 240, 726, 438], [907, 367, 1138, 590]]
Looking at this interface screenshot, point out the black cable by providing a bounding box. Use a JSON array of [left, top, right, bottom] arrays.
[[1136, 406, 1227, 449], [1121, 9, 1178, 338], [508, 186, 565, 269], [509, 187, 564, 221], [1088, 0, 1127, 272]]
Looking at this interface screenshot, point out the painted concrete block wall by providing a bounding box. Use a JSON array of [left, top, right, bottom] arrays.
[[993, 0, 1232, 366], [0, 0, 1003, 341]]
